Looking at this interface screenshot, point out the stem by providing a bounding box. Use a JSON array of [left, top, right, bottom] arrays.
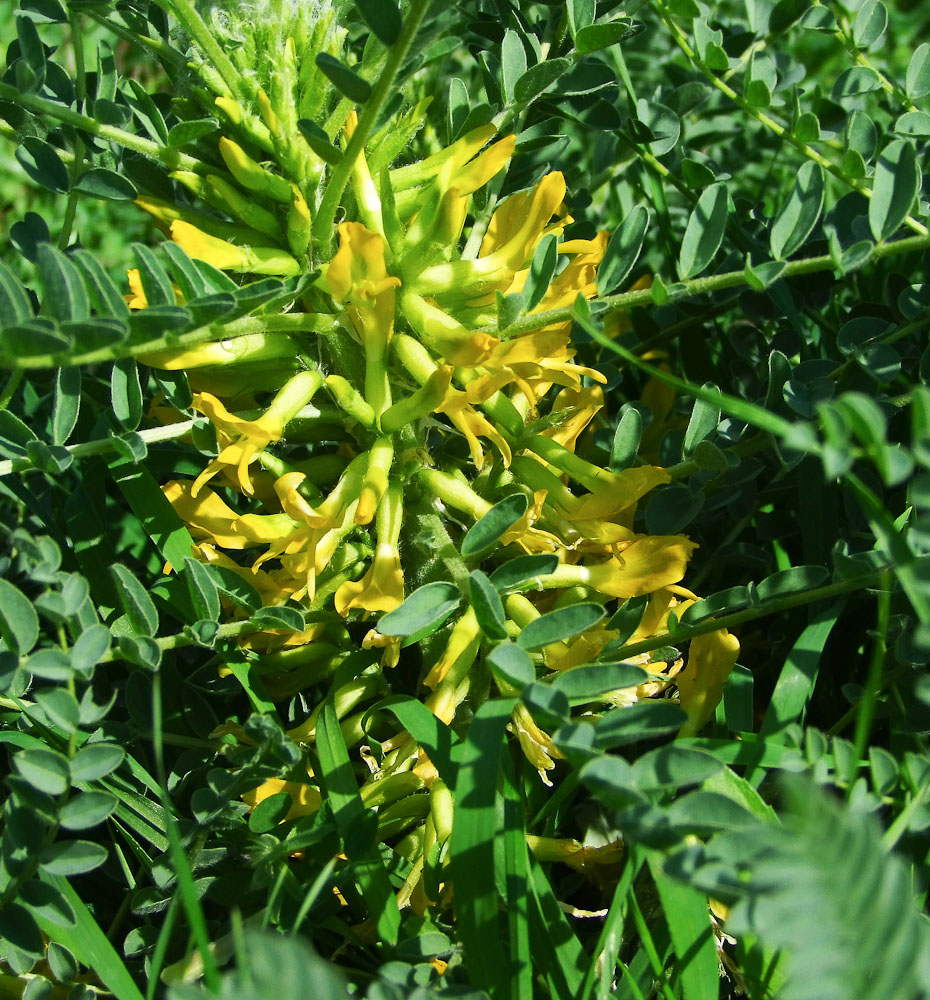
[[0, 311, 334, 371], [602, 569, 887, 662], [490, 233, 930, 342], [0, 418, 201, 478], [311, 0, 434, 257], [852, 570, 891, 781], [0, 81, 209, 174], [59, 9, 87, 250], [159, 0, 244, 100]]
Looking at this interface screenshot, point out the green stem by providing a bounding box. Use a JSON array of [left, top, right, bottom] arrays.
[[491, 233, 930, 342], [628, 887, 678, 1000], [852, 569, 891, 782], [0, 418, 200, 478], [601, 569, 887, 662], [0, 311, 334, 371], [59, 9, 87, 249], [311, 0, 434, 257], [0, 81, 209, 174], [159, 0, 244, 100]]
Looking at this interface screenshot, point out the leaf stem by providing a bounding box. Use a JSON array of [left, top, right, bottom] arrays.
[[311, 0, 434, 258]]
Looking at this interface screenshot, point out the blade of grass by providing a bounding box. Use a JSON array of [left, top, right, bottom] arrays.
[[648, 854, 719, 1000], [317, 698, 400, 945], [36, 874, 146, 1000], [451, 697, 517, 999], [501, 753, 532, 1000], [525, 856, 586, 1000]]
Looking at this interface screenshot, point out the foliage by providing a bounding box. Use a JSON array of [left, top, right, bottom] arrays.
[[0, 1, 929, 998]]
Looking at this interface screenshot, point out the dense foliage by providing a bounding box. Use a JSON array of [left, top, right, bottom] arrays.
[[1, 1, 929, 998]]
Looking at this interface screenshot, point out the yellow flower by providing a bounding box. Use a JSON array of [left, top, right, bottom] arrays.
[[334, 483, 404, 616], [676, 628, 741, 736], [189, 370, 321, 497], [170, 220, 300, 276]]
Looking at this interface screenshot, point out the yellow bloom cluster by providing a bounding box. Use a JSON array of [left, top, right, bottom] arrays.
[[137, 104, 739, 909]]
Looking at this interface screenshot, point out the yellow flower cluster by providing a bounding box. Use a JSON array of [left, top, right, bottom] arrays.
[[136, 109, 739, 908]]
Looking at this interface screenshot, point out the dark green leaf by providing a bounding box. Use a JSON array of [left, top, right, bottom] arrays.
[[111, 564, 159, 637], [770, 161, 824, 259], [315, 54, 371, 103], [37, 245, 89, 322], [297, 119, 341, 165], [852, 0, 887, 48], [70, 744, 125, 783], [869, 140, 919, 241], [906, 43, 930, 99], [469, 571, 507, 640], [19, 881, 74, 928], [355, 0, 401, 45], [831, 66, 881, 100], [377, 582, 461, 638], [183, 557, 221, 622], [486, 642, 535, 691], [489, 554, 559, 592], [40, 840, 108, 877], [522, 234, 557, 311], [16, 138, 68, 194], [550, 661, 650, 701], [894, 111, 930, 137], [597, 205, 649, 295], [756, 565, 829, 601], [517, 603, 605, 651], [51, 367, 80, 446], [14, 748, 70, 796], [0, 579, 40, 654], [250, 605, 305, 632], [58, 791, 118, 830], [500, 29, 527, 103], [73, 168, 137, 201], [461, 493, 528, 558], [513, 58, 572, 105], [594, 701, 687, 748], [34, 689, 80, 732], [0, 903, 44, 957], [633, 745, 723, 791], [110, 359, 143, 430], [575, 20, 635, 53], [683, 385, 721, 455], [166, 118, 218, 147], [0, 260, 33, 327], [248, 791, 292, 833]]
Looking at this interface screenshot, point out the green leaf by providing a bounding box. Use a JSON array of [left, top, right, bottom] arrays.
[[37, 245, 90, 322], [756, 565, 829, 601], [0, 903, 44, 957], [183, 557, 221, 622], [0, 579, 40, 654], [517, 603, 605, 650], [296, 119, 341, 165], [633, 745, 723, 791], [166, 118, 219, 146], [513, 58, 572, 105], [0, 260, 33, 326], [34, 689, 80, 733], [894, 111, 930, 137], [39, 841, 108, 876], [486, 642, 535, 691], [567, 0, 595, 35], [852, 0, 887, 48], [645, 484, 704, 534], [58, 791, 118, 830], [488, 554, 559, 592], [19, 881, 74, 928], [575, 20, 634, 53], [500, 29, 527, 103], [869, 140, 919, 241], [680, 586, 751, 625], [610, 405, 644, 471], [70, 744, 125, 783], [111, 564, 159, 637], [906, 42, 930, 99], [831, 66, 881, 100], [468, 571, 508, 640], [16, 15, 47, 91], [523, 233, 557, 311], [679, 183, 728, 278], [597, 205, 649, 295], [315, 53, 371, 103], [51, 367, 81, 446], [461, 493, 528, 558], [375, 581, 461, 638], [550, 661, 650, 701], [355, 0, 401, 45], [70, 250, 130, 319], [73, 168, 138, 201], [248, 791, 292, 833], [14, 748, 70, 796], [16, 137, 69, 193], [594, 701, 687, 748], [649, 856, 720, 1000], [683, 385, 721, 455], [250, 605, 305, 632], [770, 161, 824, 259]]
